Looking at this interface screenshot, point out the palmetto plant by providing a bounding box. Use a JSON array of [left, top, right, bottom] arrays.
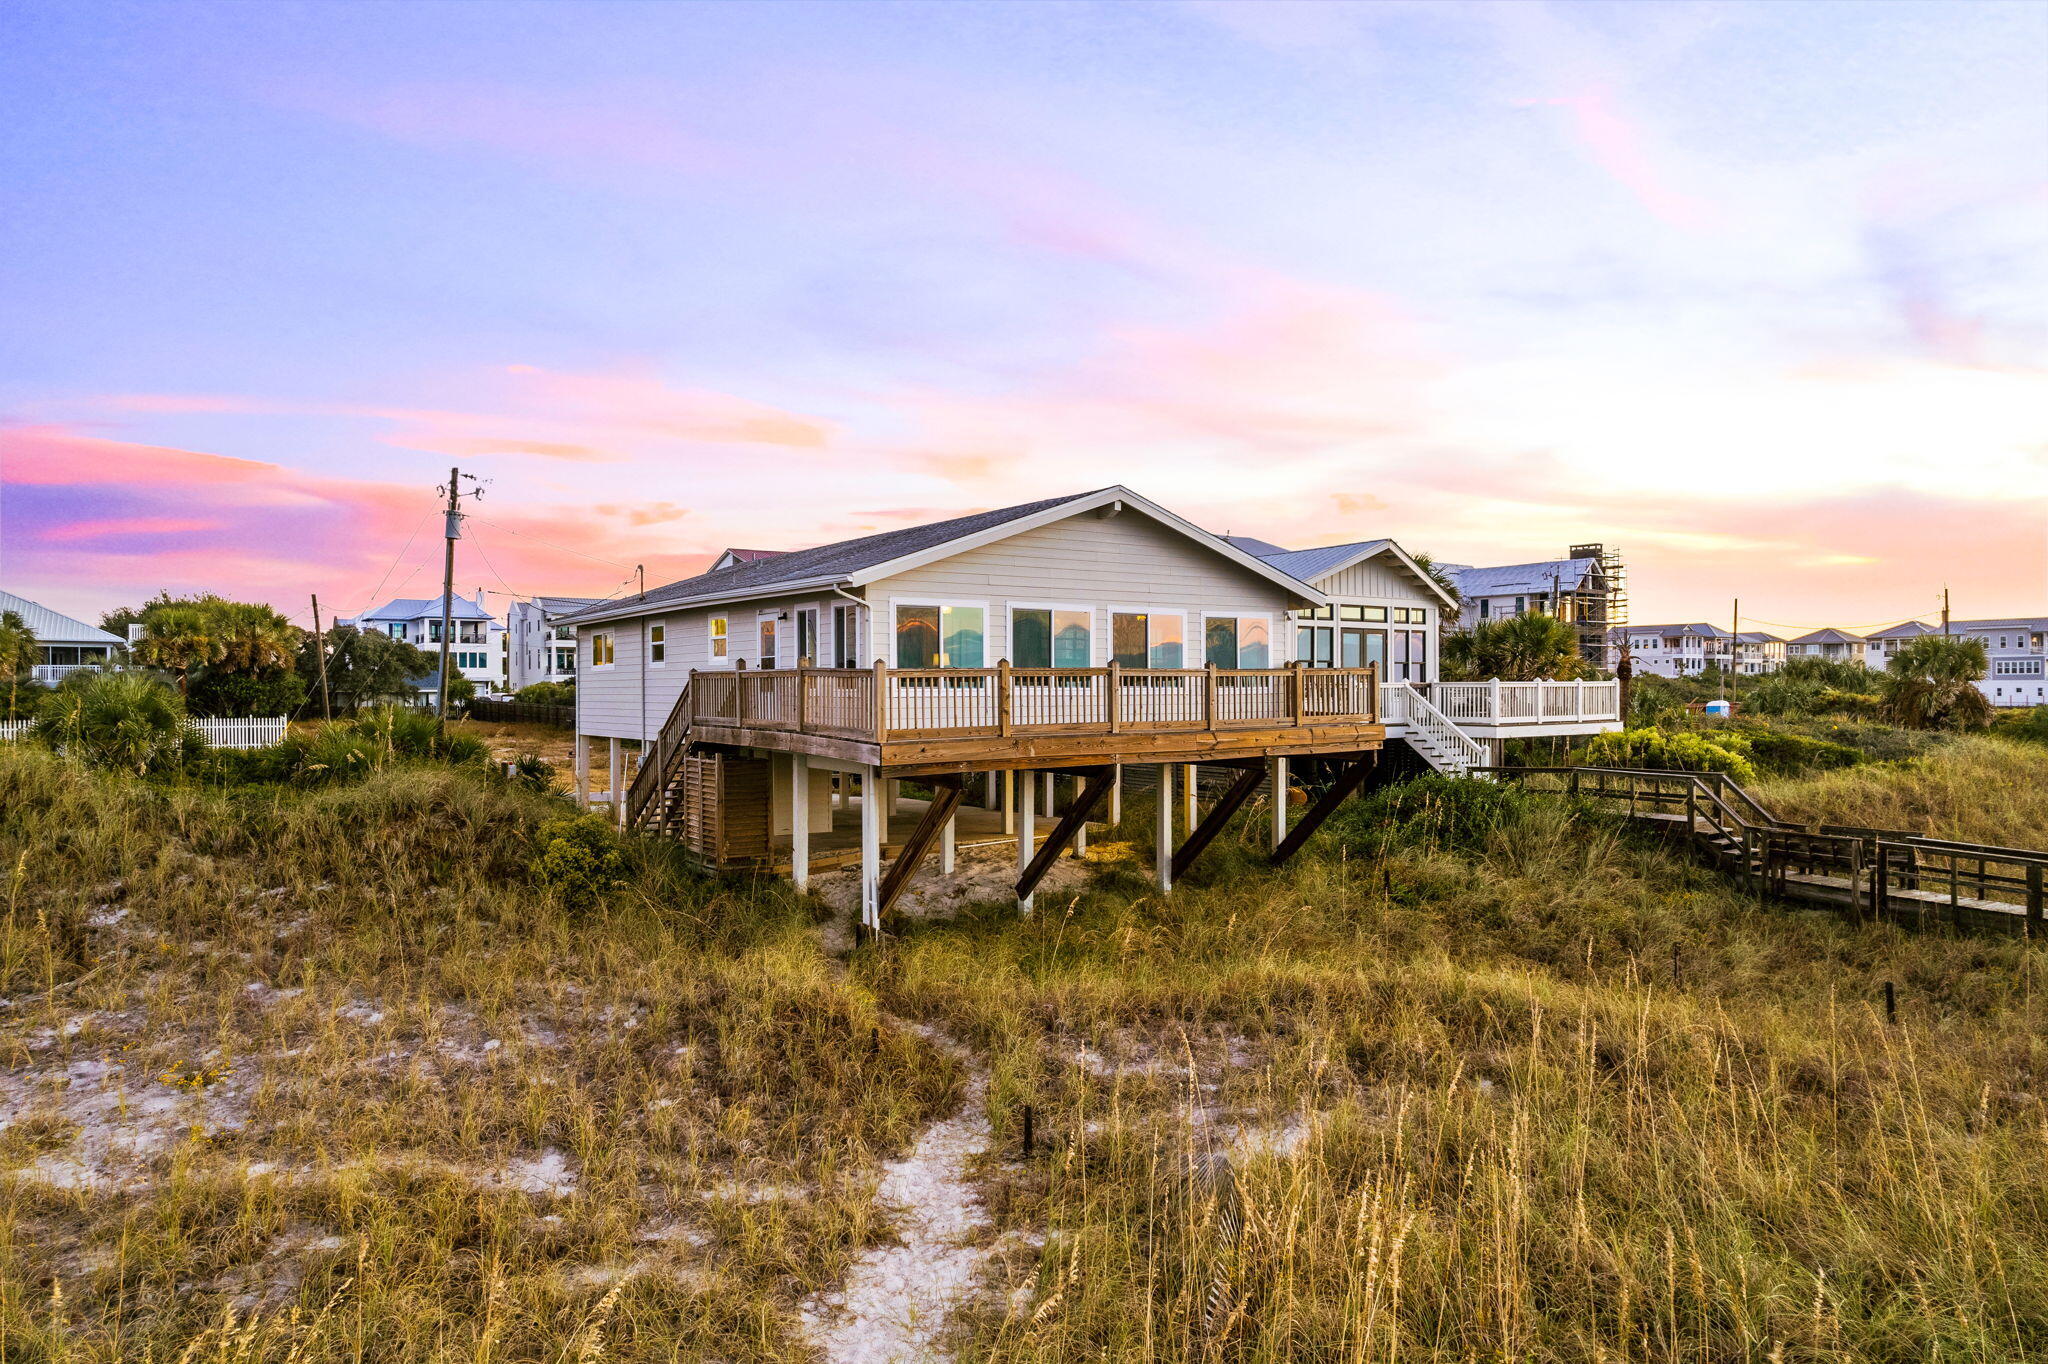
[[0, 610, 38, 722], [133, 604, 225, 694], [210, 600, 301, 673], [1880, 634, 1993, 731], [32, 670, 202, 775], [1441, 613, 1585, 681]]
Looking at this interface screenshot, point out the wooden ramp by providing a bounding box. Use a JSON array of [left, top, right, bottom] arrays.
[[1494, 766, 2047, 938]]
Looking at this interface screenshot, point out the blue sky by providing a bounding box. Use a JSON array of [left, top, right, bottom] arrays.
[[2, 0, 2043, 629]]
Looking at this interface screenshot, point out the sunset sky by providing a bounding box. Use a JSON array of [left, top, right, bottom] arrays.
[[3, 0, 2044, 634]]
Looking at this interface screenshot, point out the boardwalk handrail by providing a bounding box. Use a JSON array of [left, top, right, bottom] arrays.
[[1489, 764, 2048, 932], [687, 661, 1379, 743]]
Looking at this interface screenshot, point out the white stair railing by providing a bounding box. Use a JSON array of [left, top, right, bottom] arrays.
[[1379, 682, 1487, 776]]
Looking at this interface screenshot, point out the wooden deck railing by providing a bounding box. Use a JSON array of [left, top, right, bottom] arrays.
[[687, 661, 1378, 743]]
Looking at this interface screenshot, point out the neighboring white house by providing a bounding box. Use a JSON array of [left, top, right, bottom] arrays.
[[1787, 627, 1867, 663], [1441, 547, 1624, 669], [1613, 623, 1735, 678], [1951, 617, 2048, 709], [0, 588, 123, 686], [507, 595, 599, 692], [1734, 631, 1788, 675], [344, 592, 507, 693], [1864, 620, 1939, 668]]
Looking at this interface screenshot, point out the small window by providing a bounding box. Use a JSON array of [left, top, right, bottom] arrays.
[[709, 616, 728, 660], [649, 623, 666, 665], [592, 632, 615, 667], [1339, 605, 1365, 622]]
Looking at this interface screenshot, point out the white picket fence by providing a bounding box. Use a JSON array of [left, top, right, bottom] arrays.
[[0, 715, 288, 749]]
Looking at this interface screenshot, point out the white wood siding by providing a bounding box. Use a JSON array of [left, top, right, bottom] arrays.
[[1298, 554, 1442, 683], [574, 510, 1309, 740], [870, 511, 1300, 665]]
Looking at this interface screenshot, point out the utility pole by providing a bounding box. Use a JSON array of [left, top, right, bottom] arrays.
[[1942, 587, 1951, 637], [310, 594, 333, 720], [435, 466, 487, 723], [1726, 597, 1738, 704]]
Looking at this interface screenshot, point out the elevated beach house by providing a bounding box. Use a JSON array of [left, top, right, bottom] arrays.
[[564, 487, 1623, 929], [0, 588, 124, 686]]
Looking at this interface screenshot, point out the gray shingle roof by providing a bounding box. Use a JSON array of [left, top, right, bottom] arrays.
[[1452, 558, 1600, 598], [1736, 631, 1786, 644], [1866, 620, 1938, 640], [559, 490, 1107, 624], [1625, 622, 1733, 639], [1951, 617, 2048, 632], [1251, 539, 1395, 583], [0, 589, 122, 645], [534, 595, 600, 616], [1791, 627, 1866, 645]]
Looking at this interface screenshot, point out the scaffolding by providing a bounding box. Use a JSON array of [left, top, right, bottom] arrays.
[[1568, 543, 1628, 666]]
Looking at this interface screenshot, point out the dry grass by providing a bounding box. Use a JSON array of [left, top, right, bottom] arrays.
[[1758, 734, 2048, 846], [1, 740, 2044, 1361]]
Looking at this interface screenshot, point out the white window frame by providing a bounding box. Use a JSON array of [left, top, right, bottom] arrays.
[[647, 620, 666, 668], [756, 609, 784, 670], [1200, 612, 1275, 670], [889, 597, 993, 669], [1005, 601, 1094, 669], [706, 615, 730, 667], [590, 631, 616, 669], [1108, 605, 1190, 671]]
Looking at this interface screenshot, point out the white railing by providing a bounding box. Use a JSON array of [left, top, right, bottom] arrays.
[[32, 663, 105, 686], [1425, 679, 1620, 726], [0, 715, 288, 749], [1380, 682, 1487, 775]]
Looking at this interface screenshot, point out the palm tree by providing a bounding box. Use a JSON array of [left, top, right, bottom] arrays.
[[1880, 635, 1993, 730], [0, 611, 40, 721], [133, 605, 225, 695], [210, 601, 301, 674], [32, 671, 201, 775], [1411, 552, 1463, 626], [1441, 613, 1584, 682]]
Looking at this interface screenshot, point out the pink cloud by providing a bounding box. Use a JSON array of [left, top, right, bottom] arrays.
[[40, 516, 224, 542], [1524, 90, 1711, 230]]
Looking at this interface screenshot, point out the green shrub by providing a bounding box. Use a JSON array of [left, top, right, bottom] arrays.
[[31, 671, 203, 775], [1332, 774, 1535, 855], [1740, 729, 1864, 778], [514, 681, 574, 707], [186, 666, 308, 719], [1990, 705, 2048, 747], [499, 750, 557, 794], [1567, 727, 1758, 782], [532, 813, 626, 911], [267, 706, 489, 787]]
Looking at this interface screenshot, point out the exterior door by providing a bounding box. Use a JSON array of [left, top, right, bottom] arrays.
[[794, 608, 819, 666], [758, 616, 778, 669]]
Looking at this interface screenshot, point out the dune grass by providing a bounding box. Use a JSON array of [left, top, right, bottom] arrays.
[[1755, 733, 2048, 847], [1, 740, 2043, 1361]]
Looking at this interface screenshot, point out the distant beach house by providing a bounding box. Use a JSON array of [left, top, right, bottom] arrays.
[[344, 592, 507, 693], [1613, 623, 1734, 678], [0, 588, 123, 686], [1442, 546, 1625, 668], [1950, 617, 2048, 709], [1787, 627, 1866, 663], [1735, 631, 1787, 675], [1864, 620, 1939, 668], [507, 596, 600, 692]]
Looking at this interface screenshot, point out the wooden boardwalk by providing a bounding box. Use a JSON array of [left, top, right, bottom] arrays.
[[1496, 766, 2048, 937]]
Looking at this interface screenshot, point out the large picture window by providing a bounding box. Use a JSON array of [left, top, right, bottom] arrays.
[[1111, 611, 1185, 669], [896, 603, 985, 668], [1012, 606, 1091, 668], [1204, 615, 1270, 668]]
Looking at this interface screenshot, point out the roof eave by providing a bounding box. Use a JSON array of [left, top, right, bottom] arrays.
[[563, 574, 858, 627]]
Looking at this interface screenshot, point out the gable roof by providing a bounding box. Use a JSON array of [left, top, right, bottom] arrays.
[[0, 589, 122, 646], [561, 487, 1324, 627], [533, 595, 601, 617], [1736, 631, 1786, 644], [710, 547, 786, 571], [1625, 622, 1732, 639], [1951, 617, 2048, 633], [1451, 557, 1601, 599], [1228, 536, 1460, 611], [356, 594, 495, 623], [1867, 620, 1938, 641], [1790, 627, 1866, 645]]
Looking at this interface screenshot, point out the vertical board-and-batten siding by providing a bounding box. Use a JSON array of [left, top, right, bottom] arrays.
[[870, 510, 1298, 665], [1311, 555, 1444, 681]]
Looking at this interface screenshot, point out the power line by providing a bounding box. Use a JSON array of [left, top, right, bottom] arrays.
[[352, 510, 434, 619], [467, 515, 634, 571]]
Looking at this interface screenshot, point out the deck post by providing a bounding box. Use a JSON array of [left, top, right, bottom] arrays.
[[885, 779, 899, 819], [996, 659, 1013, 736], [1041, 772, 1055, 816], [607, 738, 622, 824], [2028, 864, 2043, 939], [1003, 770, 1016, 835], [941, 801, 957, 874], [1269, 755, 1288, 850], [859, 765, 883, 937], [1204, 662, 1219, 730], [871, 659, 888, 741], [1017, 769, 1037, 914], [1107, 660, 1121, 734], [790, 754, 811, 892], [573, 734, 590, 808], [1155, 763, 1174, 893], [735, 658, 749, 727], [1109, 765, 1123, 826], [1183, 763, 1198, 839]]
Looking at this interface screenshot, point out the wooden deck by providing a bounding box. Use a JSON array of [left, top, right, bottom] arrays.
[[684, 661, 1385, 775]]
